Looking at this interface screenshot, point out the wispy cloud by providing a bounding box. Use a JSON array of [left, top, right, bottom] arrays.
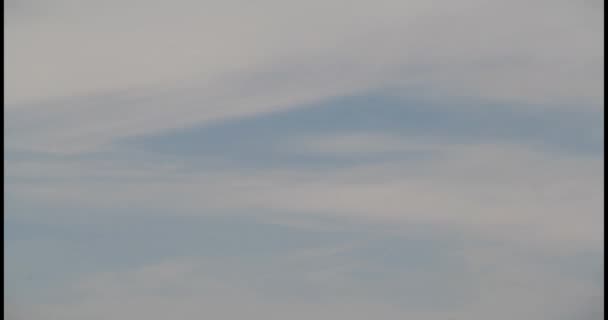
[[7, 136, 602, 253], [5, 0, 603, 319], [6, 0, 603, 153], [13, 246, 602, 320]]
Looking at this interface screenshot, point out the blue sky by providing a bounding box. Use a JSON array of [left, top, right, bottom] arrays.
[[5, 0, 604, 319]]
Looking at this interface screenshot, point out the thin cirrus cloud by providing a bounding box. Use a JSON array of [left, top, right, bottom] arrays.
[[4, 0, 604, 319]]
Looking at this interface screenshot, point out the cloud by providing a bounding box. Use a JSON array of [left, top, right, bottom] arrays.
[[5, 0, 603, 317], [7, 137, 603, 255], [14, 245, 602, 320], [5, 0, 603, 154], [7, 0, 603, 104]]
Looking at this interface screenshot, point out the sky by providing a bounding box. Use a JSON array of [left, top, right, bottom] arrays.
[[4, 0, 604, 319]]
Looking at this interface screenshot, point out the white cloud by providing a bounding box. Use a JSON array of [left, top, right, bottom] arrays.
[[5, 1, 603, 316], [8, 138, 603, 254], [5, 0, 603, 154], [13, 245, 602, 320]]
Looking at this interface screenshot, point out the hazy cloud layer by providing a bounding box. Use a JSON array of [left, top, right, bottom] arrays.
[[5, 0, 603, 319]]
